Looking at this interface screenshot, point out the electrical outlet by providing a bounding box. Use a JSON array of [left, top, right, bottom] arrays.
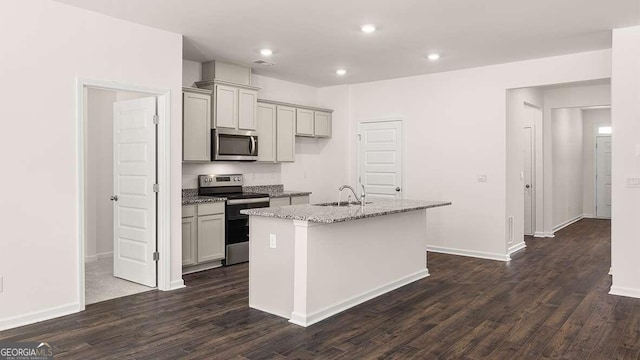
[[627, 178, 640, 188], [477, 174, 487, 182], [269, 234, 277, 249]]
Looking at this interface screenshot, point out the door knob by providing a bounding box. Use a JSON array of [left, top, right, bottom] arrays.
[[525, 184, 531, 189], [395, 187, 401, 192], [110, 195, 119, 201]]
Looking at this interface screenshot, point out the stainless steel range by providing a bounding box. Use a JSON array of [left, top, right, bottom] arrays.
[[198, 174, 270, 266]]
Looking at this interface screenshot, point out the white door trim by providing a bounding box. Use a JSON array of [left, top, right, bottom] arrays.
[[76, 78, 173, 312], [357, 118, 406, 198]]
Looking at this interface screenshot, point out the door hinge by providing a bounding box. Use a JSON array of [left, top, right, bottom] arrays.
[[357, 134, 362, 141], [153, 184, 160, 192], [153, 115, 159, 125], [153, 252, 159, 261], [358, 176, 362, 184]]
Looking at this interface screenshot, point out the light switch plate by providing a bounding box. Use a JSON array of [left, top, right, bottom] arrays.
[[269, 234, 277, 249], [477, 174, 487, 182]]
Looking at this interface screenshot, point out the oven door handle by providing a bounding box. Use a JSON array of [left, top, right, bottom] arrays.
[[227, 198, 270, 205]]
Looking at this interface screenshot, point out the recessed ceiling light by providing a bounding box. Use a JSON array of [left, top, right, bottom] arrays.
[[336, 69, 347, 76], [260, 49, 273, 56], [427, 53, 440, 61], [361, 24, 376, 33]]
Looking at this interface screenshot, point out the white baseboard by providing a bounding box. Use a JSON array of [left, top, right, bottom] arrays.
[[533, 232, 546, 238], [553, 214, 584, 233], [182, 261, 222, 275], [0, 302, 79, 331], [427, 245, 510, 262], [582, 214, 596, 219], [609, 267, 613, 276], [97, 252, 113, 260], [610, 286, 640, 299], [84, 251, 113, 263], [168, 279, 186, 291], [508, 241, 527, 255], [288, 269, 430, 327]]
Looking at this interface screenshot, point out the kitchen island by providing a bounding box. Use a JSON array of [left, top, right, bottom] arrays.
[[241, 199, 451, 327]]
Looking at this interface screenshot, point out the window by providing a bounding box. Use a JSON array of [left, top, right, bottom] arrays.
[[598, 126, 612, 135]]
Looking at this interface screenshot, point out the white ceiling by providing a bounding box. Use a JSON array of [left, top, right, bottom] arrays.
[[57, 0, 640, 87]]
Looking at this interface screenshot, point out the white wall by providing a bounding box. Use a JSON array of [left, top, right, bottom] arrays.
[[281, 85, 351, 203], [610, 26, 640, 298], [582, 109, 611, 216], [347, 50, 611, 261], [551, 108, 584, 229], [0, 0, 183, 330], [182, 60, 202, 87], [506, 88, 543, 246]]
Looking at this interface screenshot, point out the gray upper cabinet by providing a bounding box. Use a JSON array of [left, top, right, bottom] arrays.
[[257, 102, 277, 162], [257, 102, 295, 163], [238, 88, 258, 130], [208, 83, 259, 131], [276, 106, 296, 162], [296, 108, 315, 137], [314, 111, 332, 138], [182, 87, 212, 162], [214, 84, 238, 129]]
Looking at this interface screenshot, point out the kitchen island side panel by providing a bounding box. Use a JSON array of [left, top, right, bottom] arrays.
[[304, 210, 428, 317], [248, 216, 296, 318]]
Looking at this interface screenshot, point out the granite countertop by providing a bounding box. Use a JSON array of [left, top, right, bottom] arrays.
[[181, 185, 312, 205], [240, 199, 452, 224], [181, 189, 226, 205], [243, 185, 311, 198], [182, 195, 226, 205]]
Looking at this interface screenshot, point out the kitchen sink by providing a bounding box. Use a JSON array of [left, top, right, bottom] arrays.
[[313, 201, 373, 207]]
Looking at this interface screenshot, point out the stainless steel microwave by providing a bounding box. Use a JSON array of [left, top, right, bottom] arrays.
[[212, 128, 258, 161]]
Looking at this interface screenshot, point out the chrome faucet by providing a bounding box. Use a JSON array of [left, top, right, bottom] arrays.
[[339, 184, 366, 208]]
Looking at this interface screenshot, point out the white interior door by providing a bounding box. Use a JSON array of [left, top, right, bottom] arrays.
[[523, 126, 534, 236], [113, 96, 157, 287], [596, 136, 612, 218], [358, 120, 403, 200]]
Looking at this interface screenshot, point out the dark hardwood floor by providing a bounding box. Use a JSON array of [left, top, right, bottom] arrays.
[[1, 219, 636, 359]]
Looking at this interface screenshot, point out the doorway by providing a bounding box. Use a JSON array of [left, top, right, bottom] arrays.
[[357, 119, 405, 200], [595, 134, 612, 218], [77, 79, 172, 310]]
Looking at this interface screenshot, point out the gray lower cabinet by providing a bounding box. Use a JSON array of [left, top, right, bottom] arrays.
[[181, 214, 197, 266], [197, 213, 225, 263], [290, 195, 310, 205], [269, 195, 310, 207], [182, 203, 225, 268]]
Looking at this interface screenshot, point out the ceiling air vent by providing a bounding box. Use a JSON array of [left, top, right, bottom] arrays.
[[252, 59, 275, 66]]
